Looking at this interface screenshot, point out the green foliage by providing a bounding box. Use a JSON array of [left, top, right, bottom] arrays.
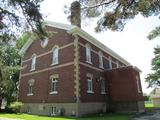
[[0, 0, 45, 43], [9, 101, 23, 113], [146, 47, 160, 88], [79, 0, 160, 39]]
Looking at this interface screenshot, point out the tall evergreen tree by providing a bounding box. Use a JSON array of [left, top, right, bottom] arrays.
[[146, 46, 160, 88]]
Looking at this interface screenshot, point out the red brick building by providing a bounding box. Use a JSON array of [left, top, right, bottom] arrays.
[[18, 21, 144, 116]]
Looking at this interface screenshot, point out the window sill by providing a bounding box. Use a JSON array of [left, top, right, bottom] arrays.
[[99, 66, 104, 69], [27, 93, 33, 96], [50, 91, 58, 95], [87, 91, 94, 94], [30, 69, 35, 72], [86, 61, 92, 64], [51, 63, 58, 66], [101, 92, 106, 94]]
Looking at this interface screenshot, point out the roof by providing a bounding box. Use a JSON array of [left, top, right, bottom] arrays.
[[19, 21, 141, 71]]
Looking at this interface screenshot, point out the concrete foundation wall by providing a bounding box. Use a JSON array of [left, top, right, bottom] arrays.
[[79, 102, 107, 116], [110, 101, 144, 113], [21, 103, 77, 116], [21, 102, 107, 117]]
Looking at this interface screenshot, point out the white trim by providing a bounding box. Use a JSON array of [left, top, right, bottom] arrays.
[[50, 91, 58, 95], [27, 93, 33, 96], [87, 91, 94, 94], [44, 21, 76, 31], [68, 27, 131, 66]]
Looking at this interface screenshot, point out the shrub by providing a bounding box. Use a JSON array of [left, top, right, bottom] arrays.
[[9, 101, 23, 113]]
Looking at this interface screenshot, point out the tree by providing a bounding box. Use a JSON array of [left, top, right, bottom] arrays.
[[0, 0, 45, 42], [0, 32, 31, 109], [146, 46, 160, 88], [0, 0, 45, 109], [77, 0, 160, 39]]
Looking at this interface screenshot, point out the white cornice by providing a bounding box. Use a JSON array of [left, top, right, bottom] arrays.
[[68, 27, 131, 66]]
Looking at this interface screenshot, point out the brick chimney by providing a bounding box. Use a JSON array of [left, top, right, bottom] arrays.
[[70, 1, 81, 28]]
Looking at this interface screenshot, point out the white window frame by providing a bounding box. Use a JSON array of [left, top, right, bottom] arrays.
[[31, 54, 36, 71], [109, 56, 112, 69], [85, 44, 92, 64], [100, 77, 106, 94], [116, 61, 119, 68], [87, 73, 94, 93], [50, 106, 57, 116], [136, 76, 141, 93], [27, 83, 33, 96], [99, 51, 103, 68], [52, 46, 59, 65], [50, 75, 58, 95]]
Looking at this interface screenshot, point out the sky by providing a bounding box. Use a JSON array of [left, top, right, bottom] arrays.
[[40, 0, 160, 94]]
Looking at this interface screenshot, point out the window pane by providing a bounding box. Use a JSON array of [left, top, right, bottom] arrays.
[[31, 56, 36, 70], [53, 47, 58, 64], [86, 47, 91, 62]]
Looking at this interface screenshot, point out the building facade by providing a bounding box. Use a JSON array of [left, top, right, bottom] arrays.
[[19, 21, 144, 116]]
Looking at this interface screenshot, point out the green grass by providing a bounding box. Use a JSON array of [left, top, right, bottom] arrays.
[[145, 103, 154, 108], [0, 113, 133, 120]]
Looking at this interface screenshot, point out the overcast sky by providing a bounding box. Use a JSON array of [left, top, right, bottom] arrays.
[[40, 0, 160, 94]]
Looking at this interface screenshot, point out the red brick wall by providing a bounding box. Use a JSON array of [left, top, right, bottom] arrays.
[[79, 64, 108, 102], [19, 65, 75, 103], [22, 26, 75, 61], [104, 66, 143, 102], [19, 26, 75, 103]]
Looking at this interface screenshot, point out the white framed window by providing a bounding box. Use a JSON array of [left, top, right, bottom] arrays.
[[136, 76, 141, 93], [116, 61, 119, 68], [50, 106, 57, 116], [52, 46, 59, 65], [100, 77, 106, 94], [27, 79, 34, 96], [86, 44, 91, 63], [31, 54, 36, 71], [109, 56, 112, 69], [99, 51, 103, 68], [28, 84, 33, 96], [87, 73, 93, 93], [50, 75, 58, 94]]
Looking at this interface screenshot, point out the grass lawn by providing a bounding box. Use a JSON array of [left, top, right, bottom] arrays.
[[145, 102, 154, 108], [0, 113, 133, 120]]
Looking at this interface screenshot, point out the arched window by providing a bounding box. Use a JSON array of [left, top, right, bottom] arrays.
[[52, 46, 59, 65], [85, 44, 91, 63], [99, 51, 103, 68], [31, 54, 36, 71]]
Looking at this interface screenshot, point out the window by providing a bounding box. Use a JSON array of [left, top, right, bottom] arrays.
[[50, 75, 58, 94], [100, 77, 106, 94], [27, 79, 34, 96], [99, 51, 103, 68], [87, 74, 93, 93], [109, 56, 112, 69], [116, 61, 119, 68], [28, 84, 33, 96], [86, 44, 91, 63], [136, 76, 141, 93], [50, 106, 57, 116], [52, 46, 58, 65], [31, 54, 36, 71], [41, 38, 48, 48]]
